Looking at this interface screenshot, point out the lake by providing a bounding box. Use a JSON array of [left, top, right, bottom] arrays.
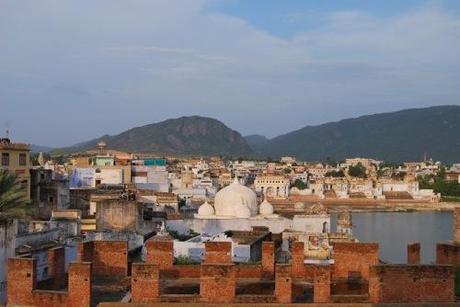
[[331, 211, 453, 264]]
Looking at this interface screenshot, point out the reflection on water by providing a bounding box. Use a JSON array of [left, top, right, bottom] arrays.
[[331, 211, 452, 264]]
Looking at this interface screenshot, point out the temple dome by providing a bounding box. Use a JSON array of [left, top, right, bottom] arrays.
[[214, 177, 257, 217], [235, 204, 252, 218], [259, 198, 274, 216], [198, 201, 215, 216]]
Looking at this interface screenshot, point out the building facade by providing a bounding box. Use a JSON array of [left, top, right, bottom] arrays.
[[0, 138, 31, 200]]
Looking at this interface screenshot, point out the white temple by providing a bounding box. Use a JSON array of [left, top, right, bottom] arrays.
[[167, 177, 330, 235]]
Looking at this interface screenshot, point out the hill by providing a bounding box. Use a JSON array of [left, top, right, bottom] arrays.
[[244, 134, 269, 154], [54, 116, 253, 157], [30, 144, 54, 153], [255, 105, 460, 163]]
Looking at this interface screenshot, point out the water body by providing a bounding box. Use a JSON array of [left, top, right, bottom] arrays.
[[331, 211, 453, 264]]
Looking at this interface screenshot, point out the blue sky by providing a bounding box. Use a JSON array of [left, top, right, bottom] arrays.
[[207, 0, 460, 37], [1, 0, 460, 147]]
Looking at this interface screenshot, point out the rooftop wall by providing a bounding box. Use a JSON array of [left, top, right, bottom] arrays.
[[332, 242, 379, 280], [369, 265, 454, 303]]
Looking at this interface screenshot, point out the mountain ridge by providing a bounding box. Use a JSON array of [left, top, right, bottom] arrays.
[[257, 105, 460, 163], [52, 105, 460, 162], [53, 116, 254, 157]]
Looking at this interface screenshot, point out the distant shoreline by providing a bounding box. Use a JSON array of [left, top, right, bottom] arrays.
[[272, 196, 460, 213]]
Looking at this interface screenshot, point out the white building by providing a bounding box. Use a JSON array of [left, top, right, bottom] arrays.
[[254, 175, 290, 199], [167, 178, 330, 235], [173, 232, 257, 263]]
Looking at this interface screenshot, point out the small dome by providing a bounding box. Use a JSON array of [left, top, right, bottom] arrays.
[[214, 177, 257, 217], [259, 198, 274, 216], [198, 201, 215, 216]]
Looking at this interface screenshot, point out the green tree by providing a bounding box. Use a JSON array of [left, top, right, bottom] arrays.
[[291, 179, 307, 190], [348, 163, 367, 178], [325, 170, 345, 177], [0, 170, 32, 218]]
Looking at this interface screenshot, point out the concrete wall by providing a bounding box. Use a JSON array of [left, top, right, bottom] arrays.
[[96, 200, 140, 232]]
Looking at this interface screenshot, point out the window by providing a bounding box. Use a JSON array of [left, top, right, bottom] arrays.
[[48, 196, 54, 203], [1, 153, 9, 166], [19, 153, 27, 166]]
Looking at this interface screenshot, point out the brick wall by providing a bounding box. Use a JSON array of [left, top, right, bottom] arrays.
[[160, 265, 201, 279], [7, 257, 91, 307], [369, 265, 454, 303], [275, 264, 292, 303], [67, 262, 92, 307], [291, 241, 305, 278], [313, 265, 330, 303], [436, 243, 460, 266], [332, 242, 379, 280], [78, 241, 128, 276], [77, 241, 94, 262], [131, 263, 159, 303], [145, 240, 174, 270], [7, 257, 36, 306], [200, 264, 235, 303], [262, 241, 274, 278], [407, 242, 421, 264], [235, 264, 263, 278], [48, 247, 66, 284], [204, 241, 232, 264]]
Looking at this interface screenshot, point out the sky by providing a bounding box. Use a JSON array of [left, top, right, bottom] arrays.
[[1, 0, 460, 147]]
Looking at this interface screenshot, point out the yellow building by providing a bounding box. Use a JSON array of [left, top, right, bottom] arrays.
[[0, 138, 31, 200]]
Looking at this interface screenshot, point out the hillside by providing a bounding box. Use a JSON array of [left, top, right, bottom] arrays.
[[54, 116, 253, 157], [30, 144, 54, 153], [255, 105, 460, 163], [244, 134, 269, 154]]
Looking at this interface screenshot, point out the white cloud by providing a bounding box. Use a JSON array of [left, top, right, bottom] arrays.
[[0, 0, 459, 146]]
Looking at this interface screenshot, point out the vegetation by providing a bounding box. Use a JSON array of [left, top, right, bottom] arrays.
[[291, 179, 307, 190], [348, 163, 367, 178], [418, 171, 460, 198], [0, 170, 32, 218], [174, 255, 200, 265], [391, 171, 406, 180], [324, 157, 338, 167], [325, 170, 345, 177]]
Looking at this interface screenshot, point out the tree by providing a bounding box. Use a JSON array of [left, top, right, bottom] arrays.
[[325, 170, 345, 177], [348, 163, 367, 178], [0, 170, 32, 218], [291, 179, 307, 190]]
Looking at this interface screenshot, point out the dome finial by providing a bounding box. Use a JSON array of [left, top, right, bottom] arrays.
[[233, 176, 240, 185]]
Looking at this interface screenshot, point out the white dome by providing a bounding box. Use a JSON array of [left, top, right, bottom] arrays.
[[198, 201, 215, 216], [259, 198, 274, 216], [214, 177, 257, 217], [235, 204, 251, 218]]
